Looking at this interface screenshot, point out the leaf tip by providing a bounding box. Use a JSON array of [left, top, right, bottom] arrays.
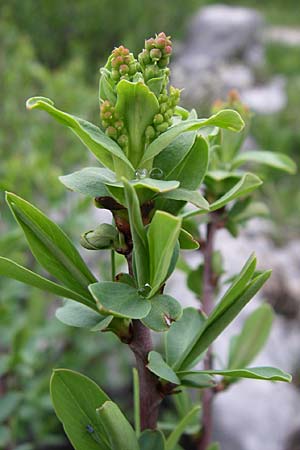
[[26, 96, 54, 110]]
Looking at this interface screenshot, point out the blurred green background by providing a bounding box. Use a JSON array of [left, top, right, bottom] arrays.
[[0, 1, 299, 449]]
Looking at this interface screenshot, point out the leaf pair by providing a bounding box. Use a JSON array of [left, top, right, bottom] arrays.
[[88, 282, 182, 332], [51, 369, 139, 450], [27, 94, 244, 179], [123, 179, 182, 295], [1, 193, 97, 310]]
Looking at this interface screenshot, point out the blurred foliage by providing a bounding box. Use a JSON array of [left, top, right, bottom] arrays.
[[250, 43, 300, 240], [3, 0, 201, 74]]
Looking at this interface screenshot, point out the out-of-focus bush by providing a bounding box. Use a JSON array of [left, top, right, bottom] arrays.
[[4, 0, 200, 73]]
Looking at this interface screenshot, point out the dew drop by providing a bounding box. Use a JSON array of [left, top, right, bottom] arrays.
[[135, 168, 148, 179], [138, 283, 152, 297], [150, 167, 164, 180]]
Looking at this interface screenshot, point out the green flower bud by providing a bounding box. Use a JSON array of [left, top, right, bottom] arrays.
[[164, 108, 174, 120], [106, 126, 118, 139], [118, 134, 129, 147], [119, 64, 129, 75], [111, 69, 120, 81], [153, 113, 164, 125], [80, 224, 118, 250], [114, 120, 124, 131], [145, 38, 155, 50], [156, 122, 169, 133], [144, 64, 160, 80], [157, 56, 170, 68], [159, 102, 168, 114], [150, 48, 162, 61], [145, 125, 156, 140]]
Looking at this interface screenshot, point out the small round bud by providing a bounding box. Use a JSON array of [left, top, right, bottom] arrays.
[[150, 48, 162, 61], [153, 114, 164, 125], [106, 126, 117, 139], [145, 38, 155, 50], [164, 45, 172, 56], [156, 122, 169, 133], [114, 120, 124, 131], [145, 125, 156, 140], [157, 56, 169, 68], [160, 102, 168, 114], [118, 134, 129, 147], [80, 224, 118, 250], [119, 64, 129, 75], [111, 69, 120, 81]]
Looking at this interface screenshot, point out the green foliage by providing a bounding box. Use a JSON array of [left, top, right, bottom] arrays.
[[1, 26, 295, 450]]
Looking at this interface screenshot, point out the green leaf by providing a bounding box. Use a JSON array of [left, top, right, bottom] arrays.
[[0, 257, 93, 307], [179, 268, 272, 370], [141, 109, 244, 165], [138, 430, 166, 450], [165, 406, 201, 450], [115, 80, 159, 167], [59, 167, 116, 197], [161, 188, 209, 210], [207, 254, 257, 325], [96, 401, 139, 450], [123, 178, 149, 287], [6, 193, 96, 301], [89, 281, 151, 319], [232, 150, 297, 174], [26, 96, 134, 175], [179, 229, 200, 250], [148, 210, 182, 296], [147, 351, 180, 385], [178, 372, 216, 389], [180, 367, 292, 382], [56, 300, 113, 330], [154, 132, 196, 179], [50, 369, 111, 450], [166, 136, 209, 190], [228, 304, 274, 369], [165, 308, 206, 370], [105, 177, 179, 206], [142, 294, 182, 332], [210, 173, 262, 211]]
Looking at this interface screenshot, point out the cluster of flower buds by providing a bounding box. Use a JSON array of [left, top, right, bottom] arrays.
[[139, 32, 172, 74], [109, 45, 138, 82], [100, 100, 129, 151], [212, 90, 251, 119], [145, 86, 180, 142]]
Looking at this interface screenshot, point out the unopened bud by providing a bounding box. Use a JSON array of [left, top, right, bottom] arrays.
[[106, 126, 118, 138], [145, 125, 156, 140], [150, 48, 162, 61], [156, 122, 169, 133], [118, 134, 129, 147], [80, 224, 118, 250], [119, 64, 129, 75], [153, 113, 164, 125]]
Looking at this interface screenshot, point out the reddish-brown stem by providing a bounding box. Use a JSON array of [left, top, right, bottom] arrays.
[[129, 320, 162, 429], [126, 254, 162, 430], [198, 217, 217, 450]]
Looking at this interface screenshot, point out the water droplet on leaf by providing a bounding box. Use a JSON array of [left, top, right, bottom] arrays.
[[150, 167, 164, 180], [138, 283, 152, 297], [135, 168, 148, 179]]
